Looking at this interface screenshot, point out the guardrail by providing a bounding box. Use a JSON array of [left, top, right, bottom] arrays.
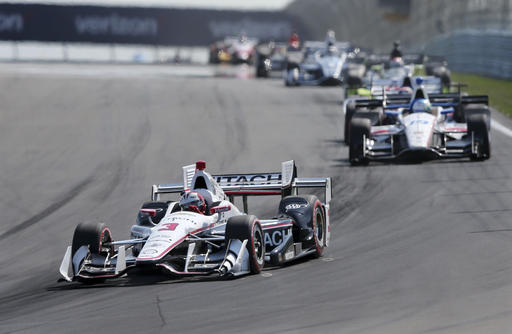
[[0, 41, 209, 64], [425, 29, 512, 79]]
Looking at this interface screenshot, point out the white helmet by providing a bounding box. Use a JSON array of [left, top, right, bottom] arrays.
[[412, 98, 432, 113], [179, 191, 206, 214]]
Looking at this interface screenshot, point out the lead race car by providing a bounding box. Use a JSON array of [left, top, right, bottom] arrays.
[[348, 79, 491, 165], [60, 161, 332, 283]]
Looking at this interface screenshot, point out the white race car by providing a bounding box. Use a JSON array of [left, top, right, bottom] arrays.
[[285, 41, 349, 86], [347, 82, 491, 165], [60, 160, 331, 283]]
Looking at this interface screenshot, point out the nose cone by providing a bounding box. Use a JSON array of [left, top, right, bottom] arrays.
[[404, 113, 436, 148]]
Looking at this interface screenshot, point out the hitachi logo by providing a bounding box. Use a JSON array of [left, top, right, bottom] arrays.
[[215, 173, 281, 185], [264, 229, 291, 247]]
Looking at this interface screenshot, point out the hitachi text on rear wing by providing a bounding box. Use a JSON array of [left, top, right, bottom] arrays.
[[151, 160, 332, 213]]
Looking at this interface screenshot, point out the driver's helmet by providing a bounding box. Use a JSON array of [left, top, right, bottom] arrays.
[[327, 43, 338, 55], [289, 33, 300, 49], [179, 191, 206, 214], [390, 57, 404, 68], [326, 30, 336, 42], [412, 98, 432, 113]]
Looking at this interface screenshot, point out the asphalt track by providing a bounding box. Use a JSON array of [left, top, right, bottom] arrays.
[[1, 63, 512, 334]]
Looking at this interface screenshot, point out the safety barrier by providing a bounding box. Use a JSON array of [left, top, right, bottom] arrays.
[[425, 29, 512, 79]]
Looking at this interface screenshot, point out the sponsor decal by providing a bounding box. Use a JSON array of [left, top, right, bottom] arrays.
[[284, 203, 307, 211], [215, 173, 281, 186], [408, 119, 430, 126], [0, 12, 23, 32], [158, 222, 179, 232], [75, 14, 158, 37], [284, 249, 294, 260], [264, 229, 291, 247]]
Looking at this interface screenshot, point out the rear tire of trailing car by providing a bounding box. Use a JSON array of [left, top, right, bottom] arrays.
[[344, 101, 357, 145], [225, 215, 264, 274], [72, 222, 113, 257], [278, 195, 326, 257], [467, 113, 490, 161], [463, 105, 490, 129], [349, 117, 371, 166]]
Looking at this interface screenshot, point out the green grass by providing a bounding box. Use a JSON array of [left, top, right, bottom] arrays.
[[451, 72, 512, 118]]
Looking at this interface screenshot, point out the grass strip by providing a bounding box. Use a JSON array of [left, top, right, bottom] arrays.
[[451, 72, 512, 118]]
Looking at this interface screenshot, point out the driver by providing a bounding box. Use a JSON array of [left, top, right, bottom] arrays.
[[390, 40, 403, 59], [325, 30, 337, 53], [179, 191, 206, 215], [411, 98, 432, 113], [239, 32, 248, 44], [288, 32, 300, 50]]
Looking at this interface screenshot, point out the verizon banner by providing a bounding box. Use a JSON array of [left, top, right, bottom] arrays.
[[0, 3, 308, 45]]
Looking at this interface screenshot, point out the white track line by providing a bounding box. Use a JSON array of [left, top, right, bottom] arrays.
[[492, 119, 512, 138]]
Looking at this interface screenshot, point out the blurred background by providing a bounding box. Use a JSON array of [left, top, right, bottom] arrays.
[[0, 0, 511, 78]]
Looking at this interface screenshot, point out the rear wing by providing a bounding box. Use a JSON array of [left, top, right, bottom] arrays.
[[369, 76, 441, 96], [151, 160, 332, 207], [352, 93, 489, 110], [367, 53, 424, 65]]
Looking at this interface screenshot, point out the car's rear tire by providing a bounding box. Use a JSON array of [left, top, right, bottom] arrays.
[[344, 101, 357, 145], [464, 105, 490, 129], [225, 215, 264, 274], [467, 113, 490, 161], [72, 222, 113, 257], [345, 106, 382, 145], [278, 195, 325, 257], [349, 117, 371, 166], [354, 108, 384, 126]]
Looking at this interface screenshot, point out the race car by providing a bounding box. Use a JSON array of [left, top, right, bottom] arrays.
[[208, 40, 233, 64], [208, 35, 258, 65], [254, 41, 288, 78], [344, 53, 451, 98], [229, 34, 258, 64], [59, 160, 332, 283], [284, 40, 350, 86], [347, 80, 491, 165], [343, 75, 443, 145]]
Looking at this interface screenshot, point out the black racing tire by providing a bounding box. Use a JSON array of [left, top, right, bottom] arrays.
[[344, 101, 357, 145], [255, 54, 269, 78], [432, 66, 451, 89], [72, 222, 113, 256], [440, 71, 451, 91], [467, 113, 491, 161], [256, 66, 268, 78], [354, 108, 384, 126], [278, 195, 325, 257], [463, 105, 490, 130], [225, 215, 264, 274], [349, 117, 371, 166]]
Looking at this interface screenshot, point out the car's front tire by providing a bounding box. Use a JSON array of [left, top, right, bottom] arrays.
[[225, 215, 265, 274], [467, 113, 490, 161], [278, 195, 326, 257], [349, 117, 371, 166], [72, 222, 113, 257]]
